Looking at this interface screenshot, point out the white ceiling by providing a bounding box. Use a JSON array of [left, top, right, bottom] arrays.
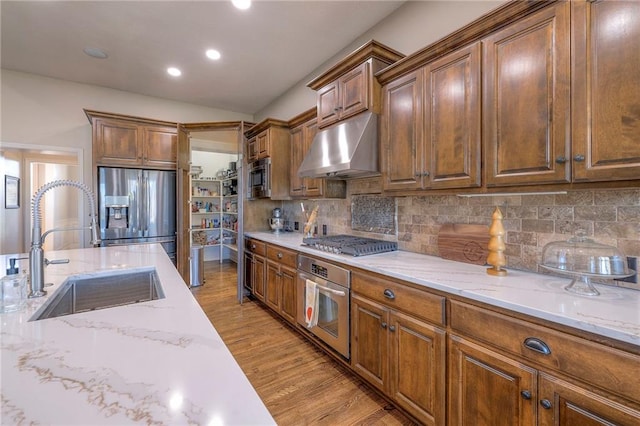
[[1, 0, 405, 116]]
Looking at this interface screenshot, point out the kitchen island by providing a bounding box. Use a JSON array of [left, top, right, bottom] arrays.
[[246, 231, 640, 347], [0, 244, 275, 425]]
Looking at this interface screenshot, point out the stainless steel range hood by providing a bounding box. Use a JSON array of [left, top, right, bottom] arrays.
[[298, 112, 379, 179]]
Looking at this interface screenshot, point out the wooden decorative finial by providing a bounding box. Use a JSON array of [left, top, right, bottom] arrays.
[[487, 206, 507, 276]]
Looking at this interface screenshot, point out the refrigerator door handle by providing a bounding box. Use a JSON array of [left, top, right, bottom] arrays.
[[137, 171, 143, 234], [144, 172, 150, 234]]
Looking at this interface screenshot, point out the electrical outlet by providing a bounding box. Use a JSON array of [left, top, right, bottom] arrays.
[[615, 256, 638, 285]]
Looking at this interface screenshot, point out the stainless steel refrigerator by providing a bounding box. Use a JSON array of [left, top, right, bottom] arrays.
[[98, 167, 176, 263]]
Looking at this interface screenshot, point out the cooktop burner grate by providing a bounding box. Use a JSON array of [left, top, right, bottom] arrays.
[[302, 234, 397, 256]]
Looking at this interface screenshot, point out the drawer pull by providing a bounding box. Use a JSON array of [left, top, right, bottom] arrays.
[[524, 337, 551, 355], [540, 399, 552, 410], [383, 289, 395, 300], [251, 244, 256, 250], [277, 252, 283, 259], [389, 325, 396, 332], [381, 322, 388, 329], [520, 390, 532, 400]]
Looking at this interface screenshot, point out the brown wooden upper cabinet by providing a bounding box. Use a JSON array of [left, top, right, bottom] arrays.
[[382, 43, 482, 192], [85, 110, 178, 170], [483, 2, 571, 187], [317, 62, 370, 128], [308, 40, 404, 129], [571, 0, 640, 182], [288, 109, 346, 199], [244, 119, 292, 200]]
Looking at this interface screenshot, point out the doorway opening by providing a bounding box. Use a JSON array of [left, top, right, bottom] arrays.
[[1, 144, 82, 255]]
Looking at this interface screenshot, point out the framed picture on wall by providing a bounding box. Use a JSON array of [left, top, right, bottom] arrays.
[[5, 175, 20, 209]]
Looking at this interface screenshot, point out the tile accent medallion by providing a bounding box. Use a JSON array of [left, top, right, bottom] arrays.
[[351, 195, 395, 234]]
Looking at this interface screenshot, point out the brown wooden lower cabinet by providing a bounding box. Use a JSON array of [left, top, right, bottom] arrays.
[[351, 293, 446, 425], [263, 244, 298, 325], [448, 334, 537, 426], [449, 334, 640, 426]]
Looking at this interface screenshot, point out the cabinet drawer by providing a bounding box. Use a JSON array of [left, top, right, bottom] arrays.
[[450, 300, 640, 403], [245, 238, 266, 257], [352, 272, 445, 326], [266, 245, 297, 269]]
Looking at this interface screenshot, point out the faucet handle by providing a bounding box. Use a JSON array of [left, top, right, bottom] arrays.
[[44, 258, 70, 266]]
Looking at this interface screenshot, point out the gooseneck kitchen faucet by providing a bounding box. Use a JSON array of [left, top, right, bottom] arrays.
[[29, 180, 101, 298]]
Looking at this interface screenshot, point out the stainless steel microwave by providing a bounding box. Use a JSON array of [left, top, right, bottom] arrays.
[[248, 157, 271, 199]]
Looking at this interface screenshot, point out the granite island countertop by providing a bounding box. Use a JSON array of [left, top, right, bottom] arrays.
[[0, 244, 275, 425], [246, 231, 640, 348]]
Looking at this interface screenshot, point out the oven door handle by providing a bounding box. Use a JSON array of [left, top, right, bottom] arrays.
[[316, 283, 346, 297]]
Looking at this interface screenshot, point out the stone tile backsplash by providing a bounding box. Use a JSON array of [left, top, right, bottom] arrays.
[[279, 185, 639, 289]]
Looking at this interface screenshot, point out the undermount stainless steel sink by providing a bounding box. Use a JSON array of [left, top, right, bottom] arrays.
[[31, 268, 164, 321]]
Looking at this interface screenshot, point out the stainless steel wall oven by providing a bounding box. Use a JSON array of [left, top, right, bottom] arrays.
[[296, 255, 350, 359], [247, 158, 271, 199]]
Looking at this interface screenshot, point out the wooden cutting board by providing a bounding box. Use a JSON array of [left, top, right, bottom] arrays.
[[437, 223, 490, 265]]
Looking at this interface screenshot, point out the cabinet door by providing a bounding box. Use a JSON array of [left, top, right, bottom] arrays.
[[483, 2, 571, 187], [301, 119, 323, 197], [425, 43, 481, 189], [243, 252, 253, 294], [339, 62, 369, 121], [390, 311, 446, 426], [538, 373, 640, 426], [381, 68, 425, 191], [317, 80, 340, 128], [247, 137, 258, 163], [252, 254, 266, 302], [289, 125, 305, 197], [449, 334, 537, 426], [265, 260, 280, 311], [279, 265, 297, 324], [351, 294, 388, 393], [256, 130, 270, 159], [572, 0, 640, 182], [93, 118, 141, 167], [142, 126, 177, 169]]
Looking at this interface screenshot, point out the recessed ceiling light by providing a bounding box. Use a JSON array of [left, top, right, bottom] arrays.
[[232, 0, 251, 10], [83, 47, 108, 59], [167, 67, 182, 77], [206, 49, 221, 60]]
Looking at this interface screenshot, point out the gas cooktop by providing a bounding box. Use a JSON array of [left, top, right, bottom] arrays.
[[302, 234, 397, 256]]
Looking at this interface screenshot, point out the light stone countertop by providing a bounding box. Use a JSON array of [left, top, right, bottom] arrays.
[[247, 231, 640, 348], [0, 244, 275, 425]]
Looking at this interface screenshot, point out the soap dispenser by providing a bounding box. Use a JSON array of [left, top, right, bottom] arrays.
[[1, 258, 28, 313]]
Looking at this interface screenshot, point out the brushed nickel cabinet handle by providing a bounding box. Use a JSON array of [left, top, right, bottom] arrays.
[[520, 390, 532, 400], [540, 399, 552, 410], [277, 253, 283, 259], [383, 289, 395, 300], [555, 156, 567, 164], [389, 325, 396, 332], [423, 171, 430, 177], [574, 154, 585, 162], [381, 322, 388, 329]]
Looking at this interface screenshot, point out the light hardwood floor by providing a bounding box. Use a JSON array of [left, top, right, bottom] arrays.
[[190, 260, 417, 426]]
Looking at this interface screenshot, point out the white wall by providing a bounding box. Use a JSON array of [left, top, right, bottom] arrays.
[[1, 69, 253, 187], [256, 0, 506, 121]]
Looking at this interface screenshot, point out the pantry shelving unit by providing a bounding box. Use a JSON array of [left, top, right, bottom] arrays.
[[190, 175, 239, 264], [221, 174, 239, 263], [190, 178, 225, 262]]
